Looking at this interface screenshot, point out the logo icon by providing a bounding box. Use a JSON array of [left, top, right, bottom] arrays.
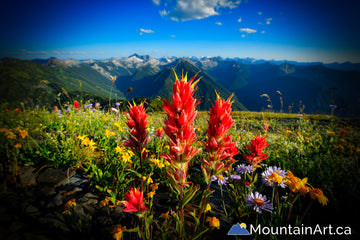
[[227, 223, 251, 235]]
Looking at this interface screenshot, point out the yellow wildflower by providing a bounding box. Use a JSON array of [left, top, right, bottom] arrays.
[[327, 131, 335, 137], [143, 176, 153, 184], [309, 188, 329, 206], [285, 171, 310, 195], [150, 183, 159, 191], [81, 137, 90, 146], [112, 224, 127, 240], [100, 198, 111, 207], [206, 216, 220, 229], [77, 135, 87, 141], [63, 199, 76, 215], [115, 145, 123, 153], [14, 143, 22, 148], [205, 204, 211, 212], [284, 130, 292, 134], [6, 131, 16, 139], [267, 172, 283, 185], [160, 211, 169, 219], [121, 151, 133, 165], [148, 191, 156, 198], [105, 129, 116, 137], [19, 130, 28, 138], [149, 158, 165, 169], [87, 139, 97, 150], [334, 145, 344, 150], [114, 122, 123, 132]]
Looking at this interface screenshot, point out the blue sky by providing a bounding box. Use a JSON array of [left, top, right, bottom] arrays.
[[1, 0, 359, 63]]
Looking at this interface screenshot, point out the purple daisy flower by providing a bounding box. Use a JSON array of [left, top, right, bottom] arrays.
[[261, 166, 287, 188], [211, 175, 228, 185], [230, 174, 241, 180], [84, 103, 93, 109], [246, 192, 273, 213], [236, 164, 254, 174], [111, 107, 119, 113]]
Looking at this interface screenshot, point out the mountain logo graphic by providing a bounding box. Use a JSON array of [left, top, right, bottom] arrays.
[[227, 223, 251, 235]]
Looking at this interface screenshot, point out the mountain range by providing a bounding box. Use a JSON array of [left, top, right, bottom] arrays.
[[1, 54, 359, 117]]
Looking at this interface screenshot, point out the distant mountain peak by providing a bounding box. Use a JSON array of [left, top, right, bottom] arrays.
[[44, 57, 63, 67], [128, 53, 141, 58]]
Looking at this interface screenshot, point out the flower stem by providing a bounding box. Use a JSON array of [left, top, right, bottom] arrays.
[[299, 200, 313, 224], [220, 183, 228, 216], [179, 184, 184, 240]]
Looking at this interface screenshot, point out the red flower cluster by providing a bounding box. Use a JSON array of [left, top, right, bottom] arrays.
[[74, 101, 80, 110], [244, 135, 269, 167], [124, 102, 150, 158], [202, 93, 238, 183], [161, 71, 200, 189], [122, 188, 146, 214]]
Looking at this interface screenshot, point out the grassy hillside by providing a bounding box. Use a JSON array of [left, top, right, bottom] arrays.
[[0, 58, 124, 108]]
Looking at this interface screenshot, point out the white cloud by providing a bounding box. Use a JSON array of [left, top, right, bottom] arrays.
[[159, 9, 169, 16], [140, 28, 155, 34], [241, 34, 245, 37], [152, 0, 160, 5], [215, 21, 222, 25], [164, 0, 241, 21], [261, 30, 266, 34], [237, 17, 242, 22], [266, 17, 272, 24], [258, 11, 262, 15], [238, 28, 257, 33]]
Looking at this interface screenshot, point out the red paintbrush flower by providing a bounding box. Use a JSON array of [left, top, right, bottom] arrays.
[[160, 71, 200, 189], [156, 128, 163, 137], [243, 135, 269, 167], [339, 129, 346, 138], [122, 188, 146, 214], [201, 93, 238, 183], [73, 101, 80, 110], [124, 102, 150, 156]]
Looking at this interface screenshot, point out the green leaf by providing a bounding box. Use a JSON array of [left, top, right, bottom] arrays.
[[126, 168, 142, 178], [190, 211, 200, 227], [193, 228, 210, 240], [183, 185, 200, 206]]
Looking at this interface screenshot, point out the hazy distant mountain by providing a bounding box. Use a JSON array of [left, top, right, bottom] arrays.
[[1, 54, 359, 116], [204, 60, 360, 116]]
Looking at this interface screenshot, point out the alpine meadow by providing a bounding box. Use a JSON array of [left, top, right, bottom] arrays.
[[1, 0, 360, 239]]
